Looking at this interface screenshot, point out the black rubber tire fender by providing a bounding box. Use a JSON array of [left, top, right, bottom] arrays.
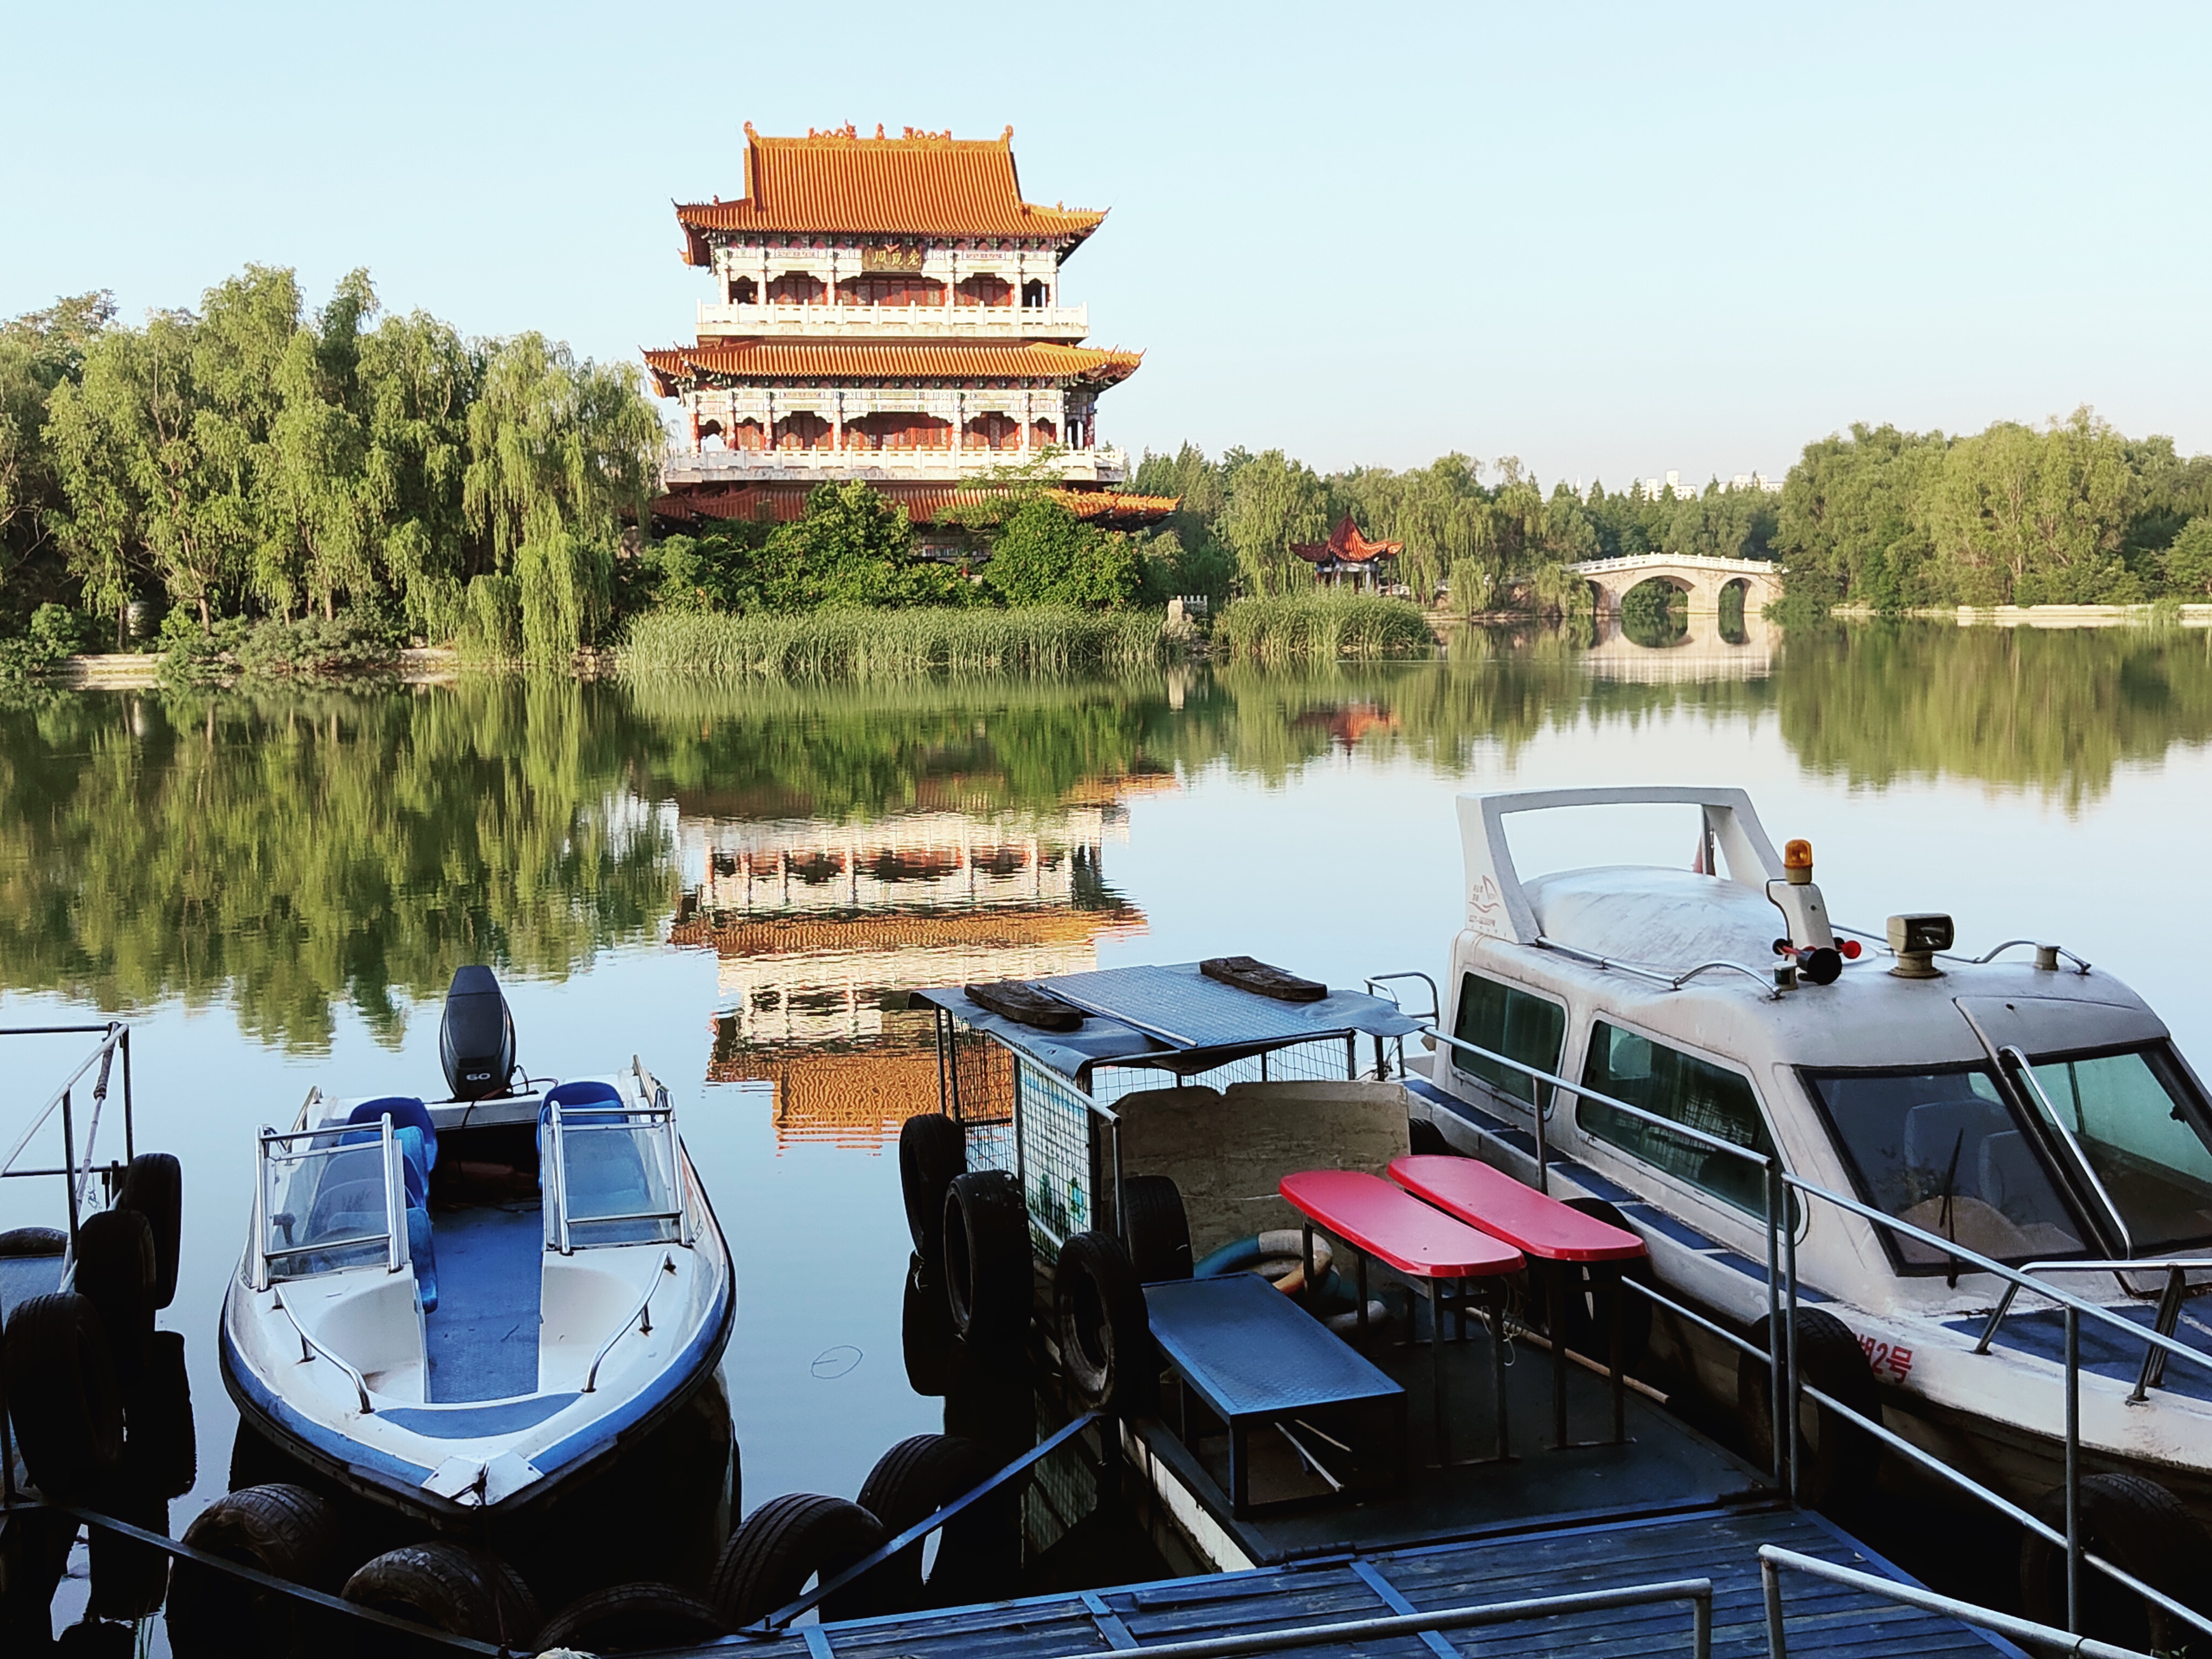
[[166, 1482, 343, 1659], [3, 1291, 125, 1499], [536, 1581, 727, 1653], [1549, 1197, 1655, 1371], [124, 1328, 198, 1499], [119, 1152, 183, 1309], [87, 1488, 168, 1622], [709, 1492, 887, 1630], [342, 1542, 540, 1652], [1055, 1230, 1151, 1415], [852, 1433, 1003, 1613], [55, 1619, 136, 1657], [899, 1114, 967, 1263], [942, 1170, 1030, 1344], [2019, 1471, 2212, 1650], [0, 1225, 67, 1257], [1736, 1306, 1881, 1509], [902, 1255, 957, 1395], [1120, 1175, 1192, 1283], [70, 1208, 156, 1384]]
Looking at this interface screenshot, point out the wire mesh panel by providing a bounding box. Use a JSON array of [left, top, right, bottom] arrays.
[[1014, 1056, 1103, 1252], [946, 1015, 1019, 1178], [1087, 1034, 1370, 1108]]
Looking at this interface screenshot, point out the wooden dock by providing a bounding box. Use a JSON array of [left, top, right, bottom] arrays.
[[696, 1503, 2012, 1658]]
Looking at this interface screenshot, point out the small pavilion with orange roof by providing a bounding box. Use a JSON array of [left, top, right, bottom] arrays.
[[1291, 514, 1404, 590], [649, 124, 1174, 531]]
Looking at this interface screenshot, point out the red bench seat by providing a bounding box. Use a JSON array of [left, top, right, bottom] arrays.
[[1388, 1156, 1645, 1263], [1277, 1169, 1525, 1466], [1389, 1153, 1645, 1449], [1278, 1170, 1526, 1280]]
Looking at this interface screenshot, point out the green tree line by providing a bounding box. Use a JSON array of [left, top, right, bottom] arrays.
[[1128, 444, 1779, 611], [0, 269, 660, 653], [1776, 410, 2212, 608]]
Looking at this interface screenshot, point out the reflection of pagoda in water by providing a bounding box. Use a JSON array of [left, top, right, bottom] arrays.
[[671, 786, 1162, 1147]]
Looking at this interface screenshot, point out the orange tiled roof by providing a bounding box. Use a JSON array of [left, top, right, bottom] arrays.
[[644, 340, 1141, 396], [650, 483, 1181, 530], [676, 125, 1107, 263], [1292, 513, 1404, 565]]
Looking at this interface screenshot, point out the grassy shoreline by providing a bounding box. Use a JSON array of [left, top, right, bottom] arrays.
[[1215, 593, 1437, 661], [617, 605, 1179, 679]]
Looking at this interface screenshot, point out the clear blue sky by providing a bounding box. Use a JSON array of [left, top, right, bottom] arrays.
[[3, 2, 2206, 488]]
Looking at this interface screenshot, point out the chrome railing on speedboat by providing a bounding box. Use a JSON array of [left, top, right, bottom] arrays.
[[543, 1096, 689, 1255], [582, 1251, 679, 1392]]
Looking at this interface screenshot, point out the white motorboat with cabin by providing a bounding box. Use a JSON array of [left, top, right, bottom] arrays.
[[218, 967, 734, 1540], [1392, 785, 2212, 1628]]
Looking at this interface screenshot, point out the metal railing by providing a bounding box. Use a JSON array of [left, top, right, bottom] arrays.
[[0, 1498, 507, 1654], [1759, 1545, 2151, 1659], [1041, 1577, 1715, 1659], [270, 1287, 375, 1413], [545, 1098, 686, 1255], [582, 1252, 678, 1392], [0, 1022, 134, 1251], [1370, 978, 2212, 1642], [250, 1116, 406, 1291], [743, 1410, 1105, 1633]]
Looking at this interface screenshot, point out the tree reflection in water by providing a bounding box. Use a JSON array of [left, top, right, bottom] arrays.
[[1, 622, 2206, 1043]]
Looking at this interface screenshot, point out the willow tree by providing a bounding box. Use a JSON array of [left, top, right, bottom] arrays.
[[463, 335, 661, 657], [1215, 449, 1327, 597]]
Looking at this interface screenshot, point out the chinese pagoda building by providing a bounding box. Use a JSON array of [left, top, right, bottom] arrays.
[[1291, 514, 1404, 590], [649, 124, 1174, 530]]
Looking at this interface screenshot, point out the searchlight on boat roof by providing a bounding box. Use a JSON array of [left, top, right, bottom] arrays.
[[1887, 913, 1954, 980]]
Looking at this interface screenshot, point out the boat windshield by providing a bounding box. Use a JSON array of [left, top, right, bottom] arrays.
[[1802, 1064, 2087, 1272], [261, 1135, 397, 1279], [550, 1109, 682, 1249], [2019, 1043, 2212, 1253]]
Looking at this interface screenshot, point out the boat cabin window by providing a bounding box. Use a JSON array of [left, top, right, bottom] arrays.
[[1451, 972, 1566, 1111], [1802, 1064, 2087, 1271], [2022, 1043, 2212, 1252], [1578, 1022, 1772, 1215]]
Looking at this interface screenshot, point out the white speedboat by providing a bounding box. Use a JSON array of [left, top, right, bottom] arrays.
[[219, 967, 734, 1532], [1395, 786, 2212, 1626]]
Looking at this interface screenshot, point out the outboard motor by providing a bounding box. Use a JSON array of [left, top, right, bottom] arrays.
[[440, 965, 516, 1100]]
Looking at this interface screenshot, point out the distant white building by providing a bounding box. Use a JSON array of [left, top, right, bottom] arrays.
[[1638, 469, 1783, 500]]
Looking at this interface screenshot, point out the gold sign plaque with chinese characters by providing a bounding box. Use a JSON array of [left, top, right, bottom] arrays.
[[862, 244, 925, 273]]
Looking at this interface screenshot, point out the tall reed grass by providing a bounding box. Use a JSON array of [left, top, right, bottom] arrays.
[[1215, 593, 1435, 662], [617, 606, 1176, 679]]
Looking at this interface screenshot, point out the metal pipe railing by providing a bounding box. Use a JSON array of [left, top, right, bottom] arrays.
[[270, 1289, 374, 1414], [751, 1410, 1104, 1631], [1759, 1545, 2149, 1659], [1040, 1577, 1715, 1659], [1399, 1005, 2212, 1640], [583, 1253, 678, 1392]]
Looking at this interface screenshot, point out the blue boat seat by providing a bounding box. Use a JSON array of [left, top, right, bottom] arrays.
[[536, 1080, 626, 1154], [348, 1096, 437, 1170]]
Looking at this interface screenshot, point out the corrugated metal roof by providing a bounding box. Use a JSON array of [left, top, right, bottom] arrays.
[[910, 961, 1420, 1085]]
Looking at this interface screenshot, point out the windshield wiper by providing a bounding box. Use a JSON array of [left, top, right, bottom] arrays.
[[1952, 999, 2133, 1262], [1939, 1128, 1965, 1289]]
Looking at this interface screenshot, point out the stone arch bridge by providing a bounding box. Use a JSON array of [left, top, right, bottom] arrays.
[[1567, 553, 1786, 616]]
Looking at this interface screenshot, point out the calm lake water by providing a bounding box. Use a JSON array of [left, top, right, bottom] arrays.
[[5, 616, 2212, 1619]]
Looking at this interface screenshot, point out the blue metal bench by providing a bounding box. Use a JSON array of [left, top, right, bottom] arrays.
[[1144, 1272, 1405, 1515]]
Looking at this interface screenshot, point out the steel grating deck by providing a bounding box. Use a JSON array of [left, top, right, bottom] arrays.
[[672, 1503, 2016, 1659]]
